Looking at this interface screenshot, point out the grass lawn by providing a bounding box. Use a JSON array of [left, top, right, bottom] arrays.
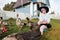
[[0, 18, 60, 40]]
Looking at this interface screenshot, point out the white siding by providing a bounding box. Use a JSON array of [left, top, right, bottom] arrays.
[[15, 5, 30, 13], [30, 2, 34, 18], [0, 11, 30, 20], [37, 0, 50, 7], [34, 4, 37, 16]]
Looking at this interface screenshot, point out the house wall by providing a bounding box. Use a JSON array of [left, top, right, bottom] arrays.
[[32, 0, 37, 2], [1, 11, 60, 20], [15, 2, 38, 18], [15, 5, 30, 14], [37, 0, 42, 2], [45, 0, 50, 7], [32, 0, 43, 2], [30, 2, 38, 18], [37, 0, 50, 7], [15, 0, 50, 18], [34, 4, 38, 16], [0, 11, 30, 20], [0, 11, 6, 20], [30, 2, 34, 18]]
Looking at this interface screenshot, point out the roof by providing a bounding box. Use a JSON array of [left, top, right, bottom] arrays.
[[13, 0, 31, 8], [34, 2, 46, 5], [13, 0, 46, 9]]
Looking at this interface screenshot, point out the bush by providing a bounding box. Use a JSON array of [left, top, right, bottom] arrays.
[[8, 18, 15, 21]]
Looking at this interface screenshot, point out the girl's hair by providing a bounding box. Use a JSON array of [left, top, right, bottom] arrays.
[[38, 6, 49, 13]]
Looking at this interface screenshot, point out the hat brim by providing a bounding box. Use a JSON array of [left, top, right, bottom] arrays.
[[38, 6, 49, 13]]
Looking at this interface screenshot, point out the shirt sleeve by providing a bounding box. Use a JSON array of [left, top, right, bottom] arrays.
[[38, 13, 43, 25], [38, 13, 43, 21], [46, 14, 51, 23]]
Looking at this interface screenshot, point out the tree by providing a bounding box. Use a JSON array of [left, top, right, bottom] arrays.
[[3, 2, 16, 11]]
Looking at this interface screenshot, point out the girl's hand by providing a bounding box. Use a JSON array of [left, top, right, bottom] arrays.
[[42, 20, 47, 24], [38, 21, 42, 25]]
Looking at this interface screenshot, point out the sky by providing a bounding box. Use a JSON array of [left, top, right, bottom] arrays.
[[49, 0, 60, 13], [0, 0, 60, 13]]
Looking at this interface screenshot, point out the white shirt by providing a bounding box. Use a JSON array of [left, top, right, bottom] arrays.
[[38, 13, 51, 23]]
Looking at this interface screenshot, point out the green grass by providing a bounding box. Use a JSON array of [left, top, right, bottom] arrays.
[[40, 19, 60, 40], [0, 19, 60, 40]]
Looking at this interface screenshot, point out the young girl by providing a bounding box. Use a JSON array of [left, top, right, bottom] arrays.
[[38, 6, 51, 35]]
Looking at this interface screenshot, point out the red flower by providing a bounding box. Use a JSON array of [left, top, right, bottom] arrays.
[[3, 26, 8, 32]]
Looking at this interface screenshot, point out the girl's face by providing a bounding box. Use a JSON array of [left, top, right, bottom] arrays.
[[41, 8, 46, 14]]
